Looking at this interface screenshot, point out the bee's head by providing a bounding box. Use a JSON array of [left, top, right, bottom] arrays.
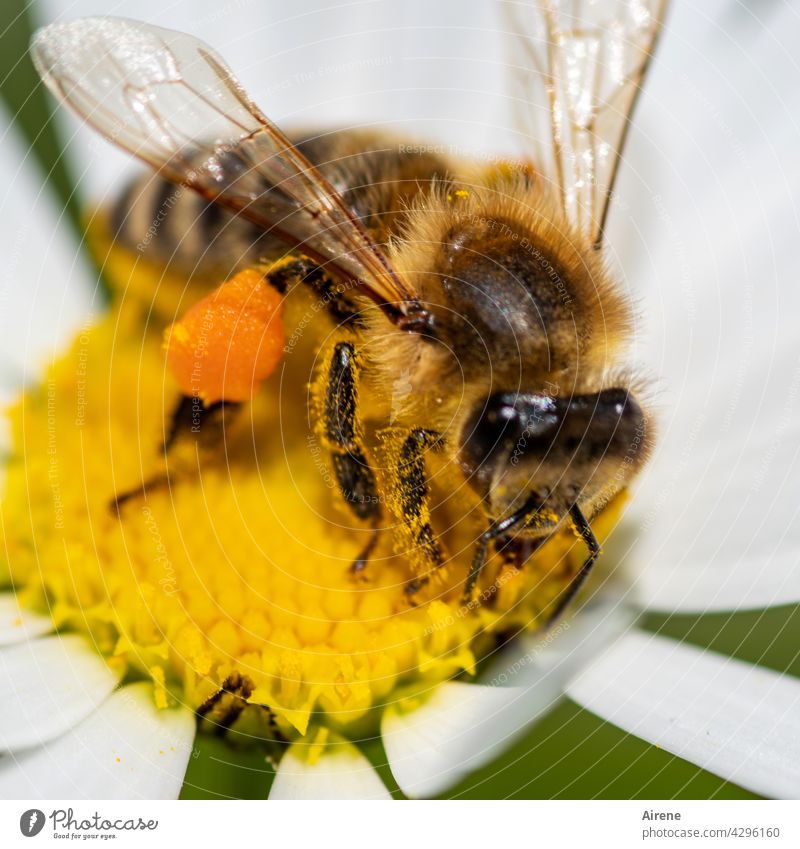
[[457, 387, 649, 525]]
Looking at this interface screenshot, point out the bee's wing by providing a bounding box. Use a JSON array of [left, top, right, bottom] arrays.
[[504, 0, 667, 247], [31, 17, 422, 323]]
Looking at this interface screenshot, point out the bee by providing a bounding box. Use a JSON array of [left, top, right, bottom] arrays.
[[32, 1, 664, 620]]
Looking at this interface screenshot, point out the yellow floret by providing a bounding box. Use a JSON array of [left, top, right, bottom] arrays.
[[1, 235, 625, 741]]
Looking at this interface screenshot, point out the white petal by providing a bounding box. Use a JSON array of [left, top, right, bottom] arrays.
[[603, 1, 800, 612], [0, 594, 53, 645], [383, 681, 550, 799], [478, 597, 636, 688], [0, 634, 121, 751], [566, 631, 800, 799], [0, 103, 95, 406], [380, 601, 633, 799], [0, 682, 194, 799], [269, 739, 390, 800]]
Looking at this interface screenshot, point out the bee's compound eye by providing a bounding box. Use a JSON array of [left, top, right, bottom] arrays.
[[458, 392, 558, 483], [582, 387, 647, 459]]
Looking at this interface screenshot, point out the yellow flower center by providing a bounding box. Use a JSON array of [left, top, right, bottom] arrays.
[[0, 225, 624, 740]]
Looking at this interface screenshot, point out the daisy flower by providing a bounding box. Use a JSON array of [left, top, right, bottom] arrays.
[[1, 0, 799, 801]]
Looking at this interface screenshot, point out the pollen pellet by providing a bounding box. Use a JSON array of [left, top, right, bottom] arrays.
[[164, 268, 284, 404]]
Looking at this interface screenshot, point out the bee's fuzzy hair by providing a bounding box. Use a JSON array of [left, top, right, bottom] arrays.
[[392, 171, 633, 357], [358, 169, 638, 431]]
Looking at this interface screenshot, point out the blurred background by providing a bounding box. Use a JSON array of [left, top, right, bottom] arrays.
[[1, 0, 798, 799]]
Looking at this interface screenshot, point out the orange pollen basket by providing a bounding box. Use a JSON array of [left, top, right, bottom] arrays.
[[164, 268, 284, 404]]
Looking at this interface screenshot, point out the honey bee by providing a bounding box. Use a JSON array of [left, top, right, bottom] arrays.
[[32, 1, 665, 621]]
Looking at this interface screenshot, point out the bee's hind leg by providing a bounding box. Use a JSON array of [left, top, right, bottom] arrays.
[[161, 394, 240, 453], [321, 342, 383, 575], [109, 474, 170, 515], [108, 394, 240, 515]]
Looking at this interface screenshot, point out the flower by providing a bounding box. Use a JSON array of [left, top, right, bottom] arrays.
[[1, 0, 799, 800]]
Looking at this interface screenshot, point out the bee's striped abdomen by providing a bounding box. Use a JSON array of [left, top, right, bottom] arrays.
[[108, 171, 278, 277], [106, 129, 451, 281]]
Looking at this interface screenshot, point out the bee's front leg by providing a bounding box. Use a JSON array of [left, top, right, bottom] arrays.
[[463, 491, 544, 603], [394, 428, 446, 597], [542, 504, 601, 628]]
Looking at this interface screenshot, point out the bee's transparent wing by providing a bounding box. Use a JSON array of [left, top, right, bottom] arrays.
[[504, 0, 667, 247], [31, 17, 421, 320]]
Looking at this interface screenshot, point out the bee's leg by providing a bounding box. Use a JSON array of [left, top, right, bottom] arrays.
[[322, 342, 383, 572], [109, 396, 240, 514], [162, 395, 241, 452], [196, 671, 255, 736], [266, 257, 361, 323], [350, 529, 380, 576], [542, 504, 600, 629], [109, 475, 170, 515], [112, 260, 352, 516], [466, 503, 601, 620], [463, 491, 543, 603], [395, 428, 446, 597]]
